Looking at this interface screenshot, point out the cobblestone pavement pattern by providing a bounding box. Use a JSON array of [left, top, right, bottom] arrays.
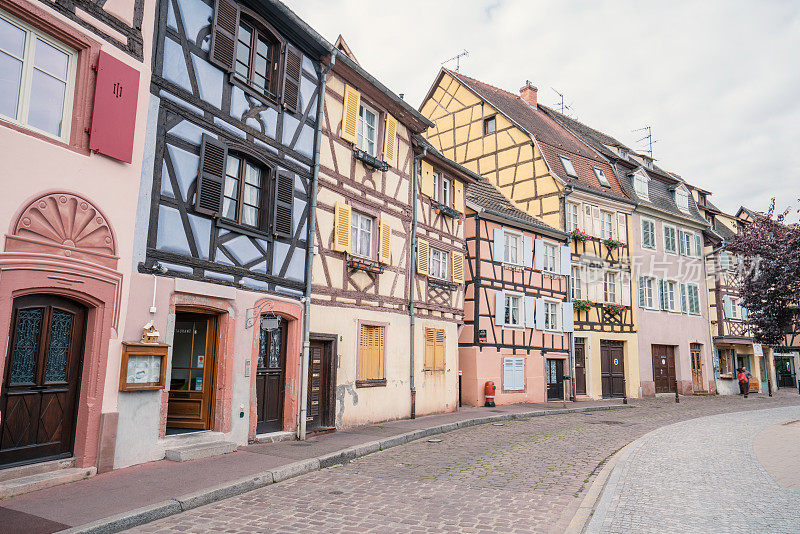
[[133, 393, 800, 534], [587, 404, 800, 533]]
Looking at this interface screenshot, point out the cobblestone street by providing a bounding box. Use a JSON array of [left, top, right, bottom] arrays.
[[133, 392, 800, 533]]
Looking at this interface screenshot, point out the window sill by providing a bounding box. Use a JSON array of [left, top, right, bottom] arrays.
[[501, 262, 526, 271], [501, 324, 525, 330], [430, 200, 460, 218], [428, 277, 457, 291], [347, 255, 384, 275], [423, 368, 446, 373], [353, 148, 388, 171], [356, 379, 387, 388], [229, 74, 279, 109], [216, 218, 271, 240]]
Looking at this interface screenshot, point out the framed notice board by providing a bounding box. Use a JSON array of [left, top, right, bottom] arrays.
[[119, 342, 169, 391]]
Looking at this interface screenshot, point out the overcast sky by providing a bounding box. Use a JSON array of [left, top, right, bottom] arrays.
[[285, 0, 800, 221]]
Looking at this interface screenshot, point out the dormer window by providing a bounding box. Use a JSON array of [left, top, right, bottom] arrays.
[[618, 147, 628, 158], [559, 155, 577, 178], [675, 189, 690, 212], [593, 166, 610, 187], [483, 116, 496, 135], [235, 16, 280, 97], [633, 173, 649, 200]]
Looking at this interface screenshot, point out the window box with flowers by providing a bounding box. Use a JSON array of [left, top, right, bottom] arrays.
[[603, 238, 624, 250], [571, 229, 591, 243], [603, 303, 627, 316], [573, 299, 594, 312]]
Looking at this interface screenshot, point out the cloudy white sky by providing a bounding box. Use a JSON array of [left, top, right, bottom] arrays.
[[285, 0, 800, 221]]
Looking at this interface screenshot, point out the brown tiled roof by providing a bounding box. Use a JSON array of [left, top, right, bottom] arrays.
[[446, 70, 631, 203]]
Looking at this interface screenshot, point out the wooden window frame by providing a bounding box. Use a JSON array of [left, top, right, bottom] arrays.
[[483, 115, 496, 135], [604, 271, 618, 304], [504, 229, 522, 265], [641, 218, 656, 249], [233, 14, 282, 100], [222, 151, 271, 231], [664, 279, 678, 311], [543, 299, 560, 332], [600, 211, 614, 239], [504, 293, 523, 328], [566, 202, 580, 232], [356, 320, 387, 387], [357, 99, 379, 157], [633, 172, 649, 199], [429, 247, 449, 281], [502, 356, 525, 392], [0, 0, 99, 153], [542, 242, 558, 274], [571, 265, 583, 300], [350, 209, 375, 259], [663, 224, 677, 254]]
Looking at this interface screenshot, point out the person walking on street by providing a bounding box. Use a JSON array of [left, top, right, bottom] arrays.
[[737, 367, 749, 398]]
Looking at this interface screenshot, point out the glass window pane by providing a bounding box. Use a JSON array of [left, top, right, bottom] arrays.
[[222, 197, 237, 219], [0, 17, 26, 58], [238, 24, 251, 45], [33, 38, 69, 79], [243, 183, 259, 206], [191, 320, 206, 367], [44, 309, 73, 382], [190, 369, 204, 391], [235, 61, 249, 79], [236, 42, 250, 68], [224, 176, 239, 198], [27, 69, 66, 136], [0, 51, 22, 119], [242, 205, 258, 227], [253, 73, 266, 91], [170, 368, 190, 390], [365, 109, 375, 128], [171, 321, 193, 368], [359, 229, 370, 256], [245, 164, 261, 186], [257, 38, 269, 58], [255, 54, 267, 76], [9, 308, 43, 384]]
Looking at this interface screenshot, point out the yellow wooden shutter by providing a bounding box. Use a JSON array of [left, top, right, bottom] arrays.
[[376, 326, 385, 380], [420, 160, 433, 197], [417, 239, 429, 276], [434, 329, 445, 371], [424, 328, 435, 370], [383, 114, 397, 166], [451, 251, 464, 284], [333, 202, 351, 253], [378, 219, 391, 264], [359, 324, 370, 380], [453, 179, 464, 213], [341, 84, 360, 144]]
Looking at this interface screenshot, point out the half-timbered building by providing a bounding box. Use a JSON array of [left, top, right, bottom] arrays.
[[115, 0, 329, 467], [460, 178, 571, 405], [419, 69, 640, 400], [0, 0, 154, 484], [310, 42, 473, 427], [544, 108, 716, 397]]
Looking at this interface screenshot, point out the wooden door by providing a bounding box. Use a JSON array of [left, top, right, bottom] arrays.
[[600, 341, 625, 398], [652, 345, 676, 393], [546, 359, 564, 400], [574, 339, 586, 396], [256, 317, 285, 434], [690, 344, 703, 391], [307, 340, 332, 431], [167, 313, 217, 430], [1, 295, 85, 467]]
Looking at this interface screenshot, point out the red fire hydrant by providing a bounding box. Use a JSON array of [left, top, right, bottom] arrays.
[[484, 380, 496, 407]]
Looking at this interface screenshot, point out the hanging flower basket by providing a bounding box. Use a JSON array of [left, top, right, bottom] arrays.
[[571, 229, 591, 243], [603, 238, 623, 250], [604, 303, 627, 315], [573, 299, 594, 312]]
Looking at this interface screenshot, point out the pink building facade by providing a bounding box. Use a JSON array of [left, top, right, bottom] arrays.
[[460, 180, 571, 406]]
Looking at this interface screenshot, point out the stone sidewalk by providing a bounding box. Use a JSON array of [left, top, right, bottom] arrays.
[[586, 404, 800, 533], [0, 399, 622, 534]]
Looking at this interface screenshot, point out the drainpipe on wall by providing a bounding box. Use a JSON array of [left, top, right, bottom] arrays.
[[299, 48, 337, 441], [564, 185, 576, 401], [409, 147, 427, 419]]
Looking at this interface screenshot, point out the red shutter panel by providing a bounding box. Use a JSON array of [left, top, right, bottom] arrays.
[[195, 135, 227, 216], [210, 0, 239, 72], [88, 51, 140, 163], [273, 170, 294, 238], [282, 44, 302, 113]]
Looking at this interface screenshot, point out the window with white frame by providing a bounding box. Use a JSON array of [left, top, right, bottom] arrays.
[[687, 283, 700, 314], [664, 225, 677, 253], [441, 176, 451, 207], [357, 101, 378, 156], [719, 250, 731, 271], [725, 296, 744, 320], [676, 189, 690, 212], [566, 202, 580, 232], [571, 265, 583, 299], [350, 210, 373, 258], [504, 294, 521, 327], [544, 300, 560, 331], [559, 155, 577, 178], [638, 276, 655, 308], [633, 173, 649, 199], [504, 231, 521, 265], [542, 243, 557, 272], [431, 172, 439, 202], [604, 271, 617, 303], [593, 166, 611, 187], [662, 280, 677, 311], [641, 219, 656, 249], [0, 11, 77, 141], [601, 211, 614, 239], [680, 230, 695, 257], [502, 356, 524, 391], [429, 247, 448, 280]]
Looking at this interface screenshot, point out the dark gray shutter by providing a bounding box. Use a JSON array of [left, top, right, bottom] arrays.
[[210, 0, 239, 72], [195, 135, 226, 216], [273, 170, 294, 237], [282, 44, 302, 113]]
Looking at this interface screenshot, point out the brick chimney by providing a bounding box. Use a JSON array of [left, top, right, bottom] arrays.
[[520, 80, 538, 107]]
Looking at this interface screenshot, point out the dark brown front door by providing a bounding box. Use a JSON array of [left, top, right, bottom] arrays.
[[167, 313, 217, 430], [256, 317, 286, 434], [652, 345, 676, 393], [600, 341, 625, 398], [1, 295, 86, 467], [546, 359, 564, 400], [307, 340, 333, 431], [574, 339, 586, 396]]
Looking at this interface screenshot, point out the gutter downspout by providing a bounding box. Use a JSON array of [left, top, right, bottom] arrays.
[[564, 185, 576, 401], [299, 48, 337, 441], [409, 147, 427, 419]]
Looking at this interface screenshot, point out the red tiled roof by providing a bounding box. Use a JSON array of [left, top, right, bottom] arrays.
[[447, 70, 631, 202]]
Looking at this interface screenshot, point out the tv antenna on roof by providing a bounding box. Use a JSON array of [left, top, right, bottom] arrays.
[[551, 88, 575, 116], [442, 49, 469, 72], [632, 126, 658, 158]]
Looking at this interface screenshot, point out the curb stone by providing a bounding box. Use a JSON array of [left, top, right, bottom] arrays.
[[63, 403, 632, 533]]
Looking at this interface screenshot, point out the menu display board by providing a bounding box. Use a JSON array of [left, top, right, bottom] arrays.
[[120, 343, 169, 391]]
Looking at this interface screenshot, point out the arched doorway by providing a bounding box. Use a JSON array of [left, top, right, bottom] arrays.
[[1, 295, 87, 466]]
